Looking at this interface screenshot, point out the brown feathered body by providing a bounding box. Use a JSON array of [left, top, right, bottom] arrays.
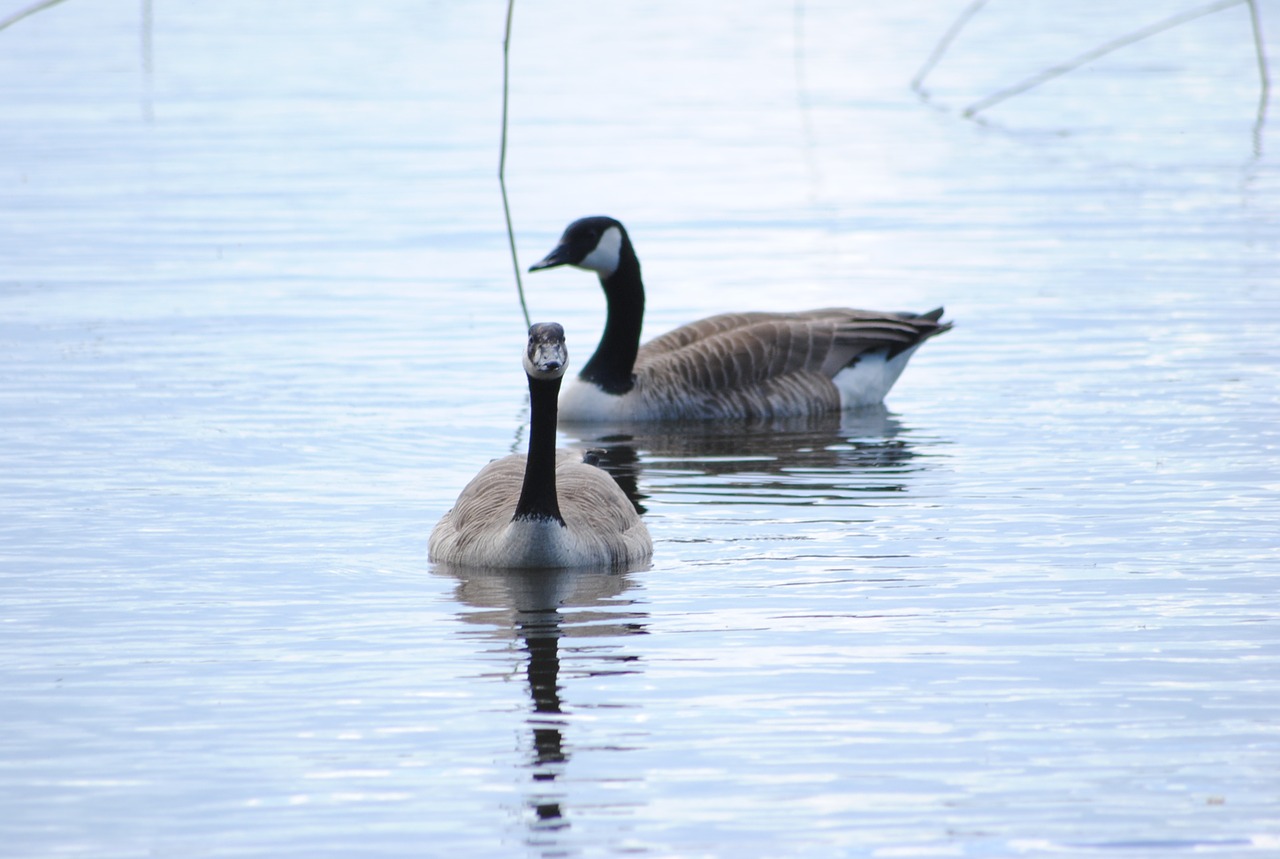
[[559, 308, 950, 421], [429, 451, 651, 569]]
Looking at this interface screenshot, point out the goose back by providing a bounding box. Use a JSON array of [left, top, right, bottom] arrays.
[[430, 451, 651, 568], [559, 308, 950, 421]]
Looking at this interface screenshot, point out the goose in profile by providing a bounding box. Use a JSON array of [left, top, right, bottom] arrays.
[[529, 216, 952, 421], [429, 322, 652, 569]]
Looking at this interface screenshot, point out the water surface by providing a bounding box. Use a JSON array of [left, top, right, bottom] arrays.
[[2, 1, 1278, 856]]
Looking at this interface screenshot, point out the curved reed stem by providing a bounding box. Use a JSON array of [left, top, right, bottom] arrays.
[[963, 0, 1247, 117], [499, 0, 531, 330], [911, 0, 988, 93], [0, 0, 70, 32]]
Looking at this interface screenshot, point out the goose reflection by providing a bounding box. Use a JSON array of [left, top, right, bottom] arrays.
[[561, 405, 931, 514], [432, 562, 648, 844]]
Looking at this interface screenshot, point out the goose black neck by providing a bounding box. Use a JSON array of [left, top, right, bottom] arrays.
[[513, 373, 565, 524], [580, 239, 643, 395]]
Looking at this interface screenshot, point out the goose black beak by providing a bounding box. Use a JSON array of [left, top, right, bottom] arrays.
[[528, 244, 571, 272]]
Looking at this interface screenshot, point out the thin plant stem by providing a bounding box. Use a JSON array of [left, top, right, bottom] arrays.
[[0, 0, 70, 31], [793, 0, 823, 202], [141, 0, 154, 122], [912, 0, 988, 93], [1245, 0, 1270, 154], [1245, 0, 1270, 95], [963, 0, 1246, 117], [499, 0, 532, 330]]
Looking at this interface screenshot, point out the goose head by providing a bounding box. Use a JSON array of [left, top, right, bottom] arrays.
[[523, 322, 569, 381], [528, 216, 625, 279]]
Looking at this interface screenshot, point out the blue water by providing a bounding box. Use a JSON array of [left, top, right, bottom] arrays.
[[2, 1, 1278, 856]]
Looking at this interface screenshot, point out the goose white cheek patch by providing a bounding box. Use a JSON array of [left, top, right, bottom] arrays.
[[577, 226, 622, 277]]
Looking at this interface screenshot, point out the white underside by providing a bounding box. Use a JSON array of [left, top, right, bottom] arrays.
[[832, 344, 921, 409], [559, 379, 647, 421], [557, 345, 923, 421], [493, 516, 604, 568], [431, 511, 633, 569]]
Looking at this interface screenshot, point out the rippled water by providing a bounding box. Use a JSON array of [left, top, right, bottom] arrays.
[[2, 1, 1278, 856]]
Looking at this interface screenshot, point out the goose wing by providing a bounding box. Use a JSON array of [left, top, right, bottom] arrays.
[[429, 454, 524, 557], [555, 455, 651, 563], [631, 309, 948, 418]]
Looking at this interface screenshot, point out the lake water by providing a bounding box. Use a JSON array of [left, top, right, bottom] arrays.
[[2, 1, 1278, 856]]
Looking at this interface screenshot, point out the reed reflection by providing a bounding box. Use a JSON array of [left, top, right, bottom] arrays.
[[562, 406, 933, 513], [433, 562, 648, 847]]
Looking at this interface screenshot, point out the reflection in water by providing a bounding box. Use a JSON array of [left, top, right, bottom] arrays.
[[793, 0, 826, 206], [912, 0, 1270, 154], [433, 563, 648, 850], [562, 406, 935, 513]]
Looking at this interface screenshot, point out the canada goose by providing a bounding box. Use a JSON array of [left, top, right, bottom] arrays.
[[529, 216, 952, 421], [429, 322, 652, 569]]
